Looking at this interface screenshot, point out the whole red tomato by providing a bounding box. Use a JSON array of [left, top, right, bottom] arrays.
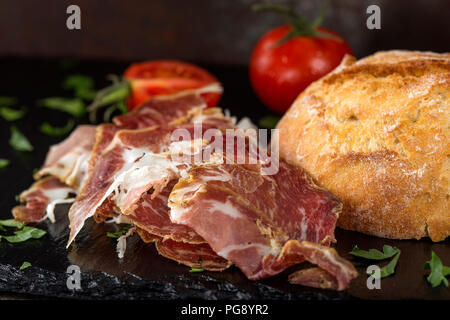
[[250, 25, 353, 114]]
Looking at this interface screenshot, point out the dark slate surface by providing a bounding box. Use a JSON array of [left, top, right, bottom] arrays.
[[0, 59, 449, 300]]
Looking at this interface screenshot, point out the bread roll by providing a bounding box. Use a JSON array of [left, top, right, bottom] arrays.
[[276, 50, 449, 241]]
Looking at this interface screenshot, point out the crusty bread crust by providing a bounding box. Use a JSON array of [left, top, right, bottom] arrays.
[[277, 50, 449, 241]]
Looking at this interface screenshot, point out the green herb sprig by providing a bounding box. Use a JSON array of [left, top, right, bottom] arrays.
[[38, 97, 86, 118], [106, 224, 132, 239], [0, 107, 26, 121], [9, 126, 33, 152], [258, 115, 281, 129], [424, 251, 450, 287], [40, 119, 75, 137], [350, 245, 401, 279], [0, 219, 46, 243], [0, 159, 10, 169]]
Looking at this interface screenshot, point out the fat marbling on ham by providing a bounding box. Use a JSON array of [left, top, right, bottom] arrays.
[[12, 87, 357, 290], [12, 176, 75, 223], [167, 152, 357, 290], [13, 92, 214, 225]]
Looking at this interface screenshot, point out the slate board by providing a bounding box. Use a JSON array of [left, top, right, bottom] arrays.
[[0, 58, 449, 300]]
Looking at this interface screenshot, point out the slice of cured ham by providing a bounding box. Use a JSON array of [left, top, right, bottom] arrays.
[[88, 95, 231, 172], [12, 86, 357, 290], [35, 125, 96, 190], [67, 124, 217, 247], [168, 161, 358, 290], [12, 177, 75, 223], [135, 228, 230, 271], [15, 93, 211, 225], [127, 180, 205, 244], [113, 94, 206, 129], [155, 238, 231, 271]]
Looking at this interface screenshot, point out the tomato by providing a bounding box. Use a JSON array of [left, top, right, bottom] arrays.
[[124, 60, 222, 110], [250, 25, 353, 114]]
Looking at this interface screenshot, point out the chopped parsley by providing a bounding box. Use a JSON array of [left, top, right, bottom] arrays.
[[40, 119, 75, 137], [258, 115, 281, 129], [9, 126, 33, 152], [63, 75, 96, 100], [0, 107, 26, 121], [0, 96, 18, 107], [106, 224, 132, 239], [350, 245, 401, 279], [38, 97, 86, 117], [350, 245, 398, 260], [20, 261, 31, 270], [0, 219, 24, 229], [0, 226, 46, 243], [374, 250, 401, 278], [0, 159, 10, 169], [424, 251, 450, 287], [0, 220, 46, 243]]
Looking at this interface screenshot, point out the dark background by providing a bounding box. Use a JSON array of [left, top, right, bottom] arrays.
[[0, 0, 448, 64], [0, 0, 449, 300]]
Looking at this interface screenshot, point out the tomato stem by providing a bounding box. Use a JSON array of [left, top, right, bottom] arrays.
[[87, 77, 131, 123], [252, 2, 340, 45]]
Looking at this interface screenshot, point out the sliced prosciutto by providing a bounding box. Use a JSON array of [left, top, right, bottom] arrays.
[[14, 93, 212, 225], [127, 180, 205, 244], [113, 94, 206, 129], [35, 125, 96, 189], [88, 95, 232, 172], [67, 124, 217, 247], [13, 126, 96, 224], [135, 228, 230, 271], [168, 161, 358, 290], [12, 177, 75, 223], [11, 83, 358, 290], [155, 239, 231, 271]]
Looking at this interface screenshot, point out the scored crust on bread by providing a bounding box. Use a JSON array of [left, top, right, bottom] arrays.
[[276, 50, 449, 241]]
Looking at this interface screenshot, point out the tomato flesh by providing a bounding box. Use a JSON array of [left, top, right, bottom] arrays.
[[124, 60, 222, 110]]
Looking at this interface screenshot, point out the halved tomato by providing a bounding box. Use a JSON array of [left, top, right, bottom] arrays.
[[124, 60, 222, 110]]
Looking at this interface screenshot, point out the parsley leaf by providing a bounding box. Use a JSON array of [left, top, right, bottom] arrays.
[[0, 226, 46, 243], [0, 159, 10, 169], [350, 245, 398, 260], [106, 224, 132, 239], [0, 107, 26, 121], [0, 219, 24, 229], [424, 251, 450, 287], [20, 261, 31, 270], [258, 115, 281, 129], [0, 96, 18, 107], [9, 126, 33, 151], [38, 97, 86, 117], [0, 219, 46, 244], [351, 245, 401, 279], [372, 250, 401, 278], [63, 75, 96, 100], [189, 267, 204, 273], [40, 119, 75, 137]]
